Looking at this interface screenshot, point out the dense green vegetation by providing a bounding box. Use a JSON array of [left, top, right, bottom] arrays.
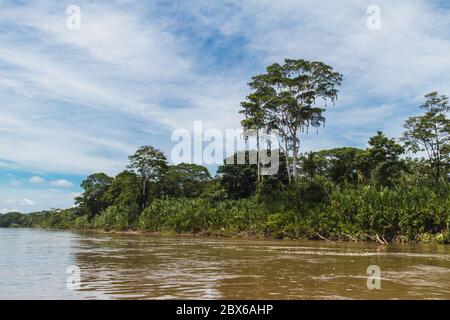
[[1, 59, 449, 243]]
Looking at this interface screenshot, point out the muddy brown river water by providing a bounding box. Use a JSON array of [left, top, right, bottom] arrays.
[[0, 228, 449, 299]]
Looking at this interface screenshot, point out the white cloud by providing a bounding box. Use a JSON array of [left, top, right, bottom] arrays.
[[50, 179, 74, 188], [182, 0, 450, 150], [29, 176, 45, 184], [0, 187, 78, 213], [0, 2, 259, 175], [0, 0, 449, 176], [20, 198, 34, 206]]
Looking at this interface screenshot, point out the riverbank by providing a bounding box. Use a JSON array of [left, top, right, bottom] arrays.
[[2, 183, 449, 244], [2, 219, 449, 245], [55, 228, 450, 245]]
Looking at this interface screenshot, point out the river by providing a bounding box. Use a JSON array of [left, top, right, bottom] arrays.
[[0, 228, 449, 299]]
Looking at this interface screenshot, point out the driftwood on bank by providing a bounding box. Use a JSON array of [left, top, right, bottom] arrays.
[[365, 234, 376, 240], [376, 233, 388, 245], [316, 233, 336, 244]]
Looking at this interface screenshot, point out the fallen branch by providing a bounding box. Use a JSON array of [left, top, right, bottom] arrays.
[[316, 233, 336, 244], [365, 234, 376, 240], [381, 235, 389, 245], [376, 234, 388, 245]]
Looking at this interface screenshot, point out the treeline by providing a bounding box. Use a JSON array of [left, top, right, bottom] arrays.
[[3, 129, 448, 242], [1, 59, 449, 243]]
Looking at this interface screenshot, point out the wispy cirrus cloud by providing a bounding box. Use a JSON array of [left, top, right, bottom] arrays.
[[0, 0, 248, 176]]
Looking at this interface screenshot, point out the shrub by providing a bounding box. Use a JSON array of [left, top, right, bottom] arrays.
[[93, 205, 139, 231]]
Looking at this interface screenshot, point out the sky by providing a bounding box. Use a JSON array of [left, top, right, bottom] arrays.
[[0, 0, 449, 213]]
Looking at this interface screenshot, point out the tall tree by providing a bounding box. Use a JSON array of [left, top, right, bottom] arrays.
[[104, 170, 141, 207], [243, 59, 343, 181], [240, 80, 276, 182], [128, 146, 168, 209], [240, 93, 265, 182], [75, 173, 113, 219], [402, 92, 450, 181]]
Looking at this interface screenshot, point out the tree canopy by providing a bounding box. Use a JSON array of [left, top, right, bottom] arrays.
[[240, 59, 343, 182], [128, 145, 168, 209], [402, 92, 450, 181]]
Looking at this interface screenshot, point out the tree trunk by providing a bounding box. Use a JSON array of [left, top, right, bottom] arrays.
[[435, 159, 441, 182], [291, 140, 299, 181], [434, 125, 441, 182], [257, 129, 261, 183], [284, 138, 291, 183], [142, 178, 147, 210]]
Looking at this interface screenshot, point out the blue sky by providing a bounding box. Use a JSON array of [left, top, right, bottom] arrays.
[[1, 0, 449, 212]]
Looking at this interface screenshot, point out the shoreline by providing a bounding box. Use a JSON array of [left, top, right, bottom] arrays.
[[4, 226, 449, 245]]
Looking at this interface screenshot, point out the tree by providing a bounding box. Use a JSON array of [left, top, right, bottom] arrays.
[[75, 173, 113, 219], [128, 146, 168, 209], [299, 152, 323, 179], [164, 163, 212, 198], [402, 92, 450, 181], [360, 131, 407, 186], [240, 89, 271, 182], [301, 147, 364, 184], [217, 151, 258, 199], [242, 59, 343, 182], [104, 170, 141, 207], [0, 212, 26, 227], [217, 150, 289, 199]]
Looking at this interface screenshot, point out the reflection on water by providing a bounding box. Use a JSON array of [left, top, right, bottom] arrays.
[[0, 228, 449, 299]]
